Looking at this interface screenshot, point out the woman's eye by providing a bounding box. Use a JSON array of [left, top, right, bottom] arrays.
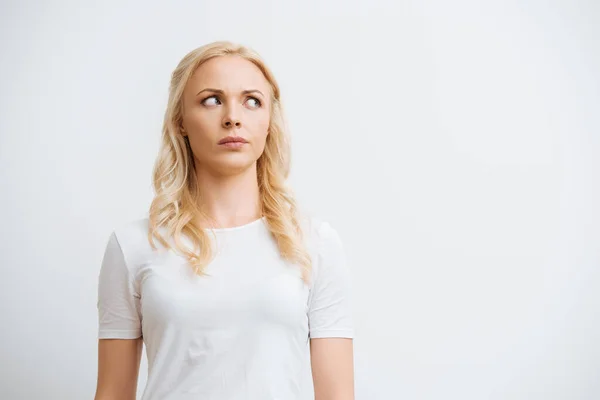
[[246, 97, 261, 109], [202, 96, 220, 106]]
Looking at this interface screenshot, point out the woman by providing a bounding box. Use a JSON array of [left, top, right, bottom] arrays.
[[95, 41, 354, 400]]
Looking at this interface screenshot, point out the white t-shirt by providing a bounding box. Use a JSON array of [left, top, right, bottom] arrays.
[[97, 216, 354, 400]]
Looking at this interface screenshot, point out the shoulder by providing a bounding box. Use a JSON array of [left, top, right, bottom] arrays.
[[298, 214, 346, 273], [108, 217, 157, 269], [300, 214, 344, 250], [111, 217, 150, 248], [300, 215, 351, 291]]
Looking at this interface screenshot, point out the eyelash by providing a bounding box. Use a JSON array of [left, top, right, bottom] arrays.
[[201, 95, 262, 108]]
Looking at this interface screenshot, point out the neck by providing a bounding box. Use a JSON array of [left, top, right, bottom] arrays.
[[194, 163, 262, 229]]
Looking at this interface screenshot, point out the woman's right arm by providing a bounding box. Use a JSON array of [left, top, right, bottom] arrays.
[[95, 338, 143, 400], [96, 231, 144, 399]]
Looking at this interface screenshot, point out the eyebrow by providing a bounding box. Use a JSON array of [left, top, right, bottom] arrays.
[[196, 88, 265, 97]]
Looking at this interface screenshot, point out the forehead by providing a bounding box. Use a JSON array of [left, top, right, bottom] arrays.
[[187, 55, 270, 94]]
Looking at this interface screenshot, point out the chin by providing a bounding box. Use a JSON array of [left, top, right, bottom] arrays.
[[210, 156, 258, 175]]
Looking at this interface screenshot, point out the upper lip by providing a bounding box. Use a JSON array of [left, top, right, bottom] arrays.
[[218, 136, 248, 145]]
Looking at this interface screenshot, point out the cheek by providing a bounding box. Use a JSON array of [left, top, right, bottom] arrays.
[[184, 117, 217, 159], [185, 115, 220, 149], [185, 112, 215, 135], [254, 113, 271, 139]]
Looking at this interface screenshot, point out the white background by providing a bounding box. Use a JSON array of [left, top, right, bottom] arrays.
[[1, 0, 598, 399]]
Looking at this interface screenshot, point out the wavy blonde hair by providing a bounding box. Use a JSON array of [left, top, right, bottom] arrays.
[[147, 41, 312, 284]]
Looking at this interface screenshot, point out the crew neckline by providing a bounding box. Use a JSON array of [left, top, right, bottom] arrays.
[[204, 216, 266, 233]]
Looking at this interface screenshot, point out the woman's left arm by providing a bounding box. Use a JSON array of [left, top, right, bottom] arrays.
[[308, 221, 356, 399], [310, 337, 355, 400]]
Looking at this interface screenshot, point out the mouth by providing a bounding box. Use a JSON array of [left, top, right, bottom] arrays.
[[218, 136, 249, 145]]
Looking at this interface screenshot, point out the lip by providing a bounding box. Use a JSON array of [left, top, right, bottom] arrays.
[[220, 141, 247, 149], [218, 136, 248, 145]]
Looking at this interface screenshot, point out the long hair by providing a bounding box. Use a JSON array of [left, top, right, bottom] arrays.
[[147, 41, 312, 284]]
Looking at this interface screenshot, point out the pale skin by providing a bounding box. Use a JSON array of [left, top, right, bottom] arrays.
[[95, 55, 354, 400]]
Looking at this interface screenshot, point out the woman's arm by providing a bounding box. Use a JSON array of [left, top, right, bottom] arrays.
[[310, 337, 355, 400], [94, 338, 143, 400]]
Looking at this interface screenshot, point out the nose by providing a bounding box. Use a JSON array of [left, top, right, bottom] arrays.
[[223, 119, 241, 128], [222, 106, 242, 129]]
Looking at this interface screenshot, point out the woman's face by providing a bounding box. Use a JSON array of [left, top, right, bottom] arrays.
[[181, 55, 272, 176]]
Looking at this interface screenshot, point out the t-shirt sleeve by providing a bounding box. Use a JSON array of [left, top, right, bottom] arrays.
[[97, 232, 142, 339], [307, 221, 354, 339]]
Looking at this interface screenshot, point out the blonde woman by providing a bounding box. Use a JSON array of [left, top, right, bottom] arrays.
[[95, 41, 354, 400]]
